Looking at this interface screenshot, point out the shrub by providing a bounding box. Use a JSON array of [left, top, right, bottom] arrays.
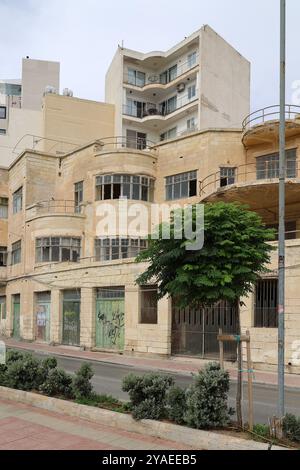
[[5, 353, 44, 391], [283, 414, 300, 442], [40, 368, 74, 398], [42, 357, 58, 371], [6, 350, 25, 363], [72, 363, 94, 400], [184, 362, 231, 430], [122, 373, 174, 420], [0, 364, 7, 386], [166, 386, 187, 424], [253, 423, 270, 440]]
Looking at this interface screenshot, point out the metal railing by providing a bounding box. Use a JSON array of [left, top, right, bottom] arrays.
[[124, 54, 199, 88], [199, 160, 300, 198], [123, 91, 198, 119], [27, 200, 82, 217], [12, 134, 80, 156], [242, 104, 300, 131], [96, 136, 156, 152]]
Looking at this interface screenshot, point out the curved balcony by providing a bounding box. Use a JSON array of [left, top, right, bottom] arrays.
[[26, 200, 85, 222], [242, 105, 300, 147], [199, 160, 300, 213]]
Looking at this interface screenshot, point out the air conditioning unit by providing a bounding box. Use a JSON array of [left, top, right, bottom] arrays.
[[177, 83, 186, 93], [148, 75, 159, 84], [63, 88, 74, 97], [44, 86, 57, 95]]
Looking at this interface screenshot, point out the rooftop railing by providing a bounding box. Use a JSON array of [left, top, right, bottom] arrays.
[[242, 104, 300, 131], [199, 159, 300, 198], [96, 136, 156, 152], [124, 54, 199, 88]]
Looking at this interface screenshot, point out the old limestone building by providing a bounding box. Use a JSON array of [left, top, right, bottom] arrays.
[[0, 26, 300, 373]]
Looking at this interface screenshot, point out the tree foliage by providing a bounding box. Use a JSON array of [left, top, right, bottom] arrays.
[[136, 202, 275, 307]]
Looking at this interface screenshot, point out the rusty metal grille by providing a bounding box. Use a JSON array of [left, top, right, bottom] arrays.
[[172, 301, 238, 361]]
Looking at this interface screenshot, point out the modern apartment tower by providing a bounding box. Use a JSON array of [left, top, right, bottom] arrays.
[[106, 25, 250, 147]]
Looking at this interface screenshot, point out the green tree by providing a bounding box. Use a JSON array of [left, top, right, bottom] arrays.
[[136, 202, 275, 426]]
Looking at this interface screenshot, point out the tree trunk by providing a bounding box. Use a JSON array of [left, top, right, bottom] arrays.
[[236, 300, 243, 428]]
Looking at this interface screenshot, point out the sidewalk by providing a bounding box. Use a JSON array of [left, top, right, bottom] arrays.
[[2, 337, 300, 389], [0, 398, 195, 450]]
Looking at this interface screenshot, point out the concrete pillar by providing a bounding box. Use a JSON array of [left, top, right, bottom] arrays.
[[80, 287, 95, 349], [21, 281, 35, 341], [50, 289, 62, 344], [157, 295, 172, 356]]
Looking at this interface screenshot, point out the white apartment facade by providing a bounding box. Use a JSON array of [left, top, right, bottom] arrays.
[[105, 25, 250, 147]]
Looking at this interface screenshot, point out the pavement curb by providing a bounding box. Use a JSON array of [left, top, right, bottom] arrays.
[[0, 386, 287, 451]]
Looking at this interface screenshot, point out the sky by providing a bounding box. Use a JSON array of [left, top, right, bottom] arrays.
[[0, 0, 299, 111]]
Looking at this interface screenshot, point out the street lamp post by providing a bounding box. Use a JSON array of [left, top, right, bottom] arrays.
[[278, 0, 286, 418]]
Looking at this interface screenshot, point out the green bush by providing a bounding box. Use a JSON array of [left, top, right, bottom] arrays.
[[166, 386, 187, 424], [184, 362, 231, 430], [0, 364, 8, 386], [6, 350, 25, 363], [72, 363, 94, 400], [253, 423, 270, 440], [283, 414, 300, 442], [122, 373, 174, 420], [40, 368, 74, 398], [5, 353, 44, 391]]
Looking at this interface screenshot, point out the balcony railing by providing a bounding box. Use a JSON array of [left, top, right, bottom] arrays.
[[124, 54, 199, 87], [26, 200, 83, 218], [199, 160, 300, 198], [242, 105, 300, 131], [123, 91, 198, 119], [96, 136, 156, 152]]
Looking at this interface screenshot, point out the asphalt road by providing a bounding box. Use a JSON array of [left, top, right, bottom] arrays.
[[10, 349, 300, 425]]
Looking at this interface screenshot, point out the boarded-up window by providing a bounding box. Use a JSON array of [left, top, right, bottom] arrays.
[[140, 286, 158, 324]]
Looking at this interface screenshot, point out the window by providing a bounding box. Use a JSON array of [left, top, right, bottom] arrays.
[[187, 117, 196, 130], [36, 237, 81, 264], [0, 129, 6, 135], [127, 69, 146, 87], [11, 240, 21, 265], [160, 96, 177, 115], [140, 286, 158, 324], [254, 279, 278, 328], [256, 149, 297, 180], [0, 197, 8, 219], [13, 187, 23, 214], [266, 221, 297, 241], [160, 64, 178, 84], [187, 51, 197, 69], [0, 247, 7, 267], [188, 84, 196, 100], [94, 238, 147, 262], [0, 107, 6, 119], [74, 181, 83, 214], [160, 127, 177, 142], [220, 167, 236, 187], [95, 174, 154, 202], [166, 170, 197, 200], [0, 297, 6, 320], [126, 130, 147, 150]]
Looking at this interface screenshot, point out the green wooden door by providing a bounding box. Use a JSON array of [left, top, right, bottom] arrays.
[[13, 295, 20, 339], [62, 290, 81, 346], [36, 292, 51, 343], [96, 288, 125, 350]]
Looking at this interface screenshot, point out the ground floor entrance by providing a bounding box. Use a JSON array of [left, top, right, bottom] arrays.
[[12, 294, 20, 339], [172, 301, 238, 360], [35, 292, 51, 343], [62, 290, 81, 346], [95, 288, 125, 350]]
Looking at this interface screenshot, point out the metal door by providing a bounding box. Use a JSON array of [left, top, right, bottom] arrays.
[[35, 292, 51, 343], [96, 288, 125, 350], [172, 301, 238, 361], [12, 295, 20, 339], [62, 290, 80, 346]]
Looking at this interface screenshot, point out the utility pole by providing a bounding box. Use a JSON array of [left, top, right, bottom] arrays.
[[278, 0, 286, 418]]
